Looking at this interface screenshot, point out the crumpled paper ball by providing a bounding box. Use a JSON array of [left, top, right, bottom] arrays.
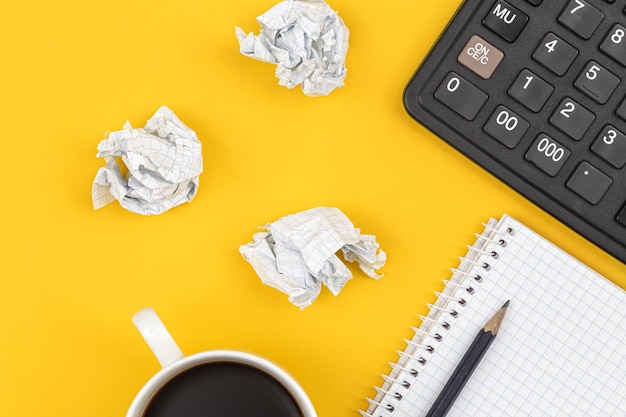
[[92, 106, 203, 215], [239, 207, 386, 309], [235, 0, 350, 97]]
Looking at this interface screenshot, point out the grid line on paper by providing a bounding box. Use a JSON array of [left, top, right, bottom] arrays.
[[379, 215, 626, 417], [444, 215, 626, 417]]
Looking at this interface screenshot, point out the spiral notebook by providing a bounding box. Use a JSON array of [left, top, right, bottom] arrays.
[[362, 214, 626, 417]]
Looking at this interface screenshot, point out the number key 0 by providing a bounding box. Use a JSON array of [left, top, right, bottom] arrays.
[[434, 72, 488, 120]]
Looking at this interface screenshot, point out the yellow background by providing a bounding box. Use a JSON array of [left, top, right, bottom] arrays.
[[0, 1, 624, 416]]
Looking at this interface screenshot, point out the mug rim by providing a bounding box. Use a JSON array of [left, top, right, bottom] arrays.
[[126, 349, 317, 417]]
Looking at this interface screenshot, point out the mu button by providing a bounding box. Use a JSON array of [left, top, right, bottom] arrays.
[[483, 0, 529, 42]]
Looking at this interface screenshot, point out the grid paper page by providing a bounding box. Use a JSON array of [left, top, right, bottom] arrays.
[[366, 214, 626, 417]]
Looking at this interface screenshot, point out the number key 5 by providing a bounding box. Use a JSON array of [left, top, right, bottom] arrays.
[[575, 61, 620, 104]]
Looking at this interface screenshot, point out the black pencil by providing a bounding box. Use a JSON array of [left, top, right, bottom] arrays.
[[424, 300, 510, 417]]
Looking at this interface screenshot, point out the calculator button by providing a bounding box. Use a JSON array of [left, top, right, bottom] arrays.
[[559, 0, 604, 40], [458, 35, 504, 79], [574, 61, 620, 104], [566, 162, 612, 204], [483, 0, 529, 42], [434, 72, 488, 120], [509, 69, 554, 112], [616, 96, 626, 121], [525, 134, 571, 176], [600, 24, 626, 66], [592, 125, 626, 168], [549, 97, 595, 140], [617, 203, 626, 227], [525, 0, 542, 5], [483, 105, 530, 148], [532, 33, 578, 76]]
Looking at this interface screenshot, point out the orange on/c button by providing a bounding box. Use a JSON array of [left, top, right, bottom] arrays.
[[458, 35, 504, 79]]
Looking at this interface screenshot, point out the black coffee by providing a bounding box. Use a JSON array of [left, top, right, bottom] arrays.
[[143, 362, 304, 417]]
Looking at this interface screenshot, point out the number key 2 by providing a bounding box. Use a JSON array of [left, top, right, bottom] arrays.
[[550, 97, 595, 140]]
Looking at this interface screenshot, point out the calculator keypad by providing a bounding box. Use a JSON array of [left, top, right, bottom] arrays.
[[404, 0, 626, 263]]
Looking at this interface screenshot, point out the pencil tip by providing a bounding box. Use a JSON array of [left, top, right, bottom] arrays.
[[484, 301, 510, 334]]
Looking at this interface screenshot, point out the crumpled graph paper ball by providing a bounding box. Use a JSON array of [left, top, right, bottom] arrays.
[[235, 0, 350, 97], [92, 106, 203, 215]]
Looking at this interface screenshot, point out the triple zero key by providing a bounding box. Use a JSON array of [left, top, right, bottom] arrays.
[[525, 134, 571, 176]]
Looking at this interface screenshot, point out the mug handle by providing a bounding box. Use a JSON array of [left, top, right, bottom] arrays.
[[132, 307, 184, 368]]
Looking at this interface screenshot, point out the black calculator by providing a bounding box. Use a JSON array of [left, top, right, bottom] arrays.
[[404, 0, 626, 264]]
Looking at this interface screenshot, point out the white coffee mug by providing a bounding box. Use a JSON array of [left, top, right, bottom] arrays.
[[126, 307, 317, 417]]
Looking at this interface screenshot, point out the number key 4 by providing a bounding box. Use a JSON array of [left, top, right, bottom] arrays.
[[533, 33, 578, 76]]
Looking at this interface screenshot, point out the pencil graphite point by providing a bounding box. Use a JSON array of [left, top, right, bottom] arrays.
[[484, 301, 509, 335]]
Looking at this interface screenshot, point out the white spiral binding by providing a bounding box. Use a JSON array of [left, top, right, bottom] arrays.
[[389, 361, 419, 377], [360, 222, 515, 417]]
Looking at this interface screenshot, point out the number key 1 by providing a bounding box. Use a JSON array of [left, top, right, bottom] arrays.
[[509, 69, 554, 112]]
